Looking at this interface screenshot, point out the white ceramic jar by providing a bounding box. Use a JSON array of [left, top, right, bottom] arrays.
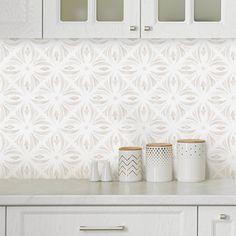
[[146, 143, 173, 182], [118, 147, 142, 182], [177, 139, 206, 182]]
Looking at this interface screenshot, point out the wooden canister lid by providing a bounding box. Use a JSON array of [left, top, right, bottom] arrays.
[[146, 143, 172, 147], [177, 139, 205, 144], [119, 146, 142, 151]]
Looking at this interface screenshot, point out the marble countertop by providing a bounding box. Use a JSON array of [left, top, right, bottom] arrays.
[[0, 179, 236, 206]]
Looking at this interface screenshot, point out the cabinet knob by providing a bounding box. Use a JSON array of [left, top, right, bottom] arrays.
[[144, 26, 152, 31], [130, 26, 137, 31], [219, 214, 228, 220]]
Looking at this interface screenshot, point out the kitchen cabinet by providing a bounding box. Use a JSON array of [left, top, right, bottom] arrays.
[[43, 0, 140, 38], [0, 0, 42, 38], [1, 180, 236, 236], [0, 207, 5, 236], [1, 0, 236, 38], [7, 206, 197, 236], [199, 206, 236, 236], [142, 0, 236, 38]]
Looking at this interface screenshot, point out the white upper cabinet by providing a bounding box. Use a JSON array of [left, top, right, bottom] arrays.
[[43, 0, 140, 38], [1, 0, 236, 38], [142, 0, 236, 38], [0, 0, 42, 38]]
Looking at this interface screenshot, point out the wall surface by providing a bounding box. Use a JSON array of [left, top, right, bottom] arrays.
[[0, 39, 235, 179]]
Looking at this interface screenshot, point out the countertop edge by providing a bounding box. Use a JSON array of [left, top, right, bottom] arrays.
[[1, 195, 236, 206]]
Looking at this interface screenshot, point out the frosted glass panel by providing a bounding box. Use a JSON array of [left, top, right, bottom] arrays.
[[158, 0, 185, 22], [195, 0, 221, 21], [61, 0, 88, 21], [97, 0, 124, 21]]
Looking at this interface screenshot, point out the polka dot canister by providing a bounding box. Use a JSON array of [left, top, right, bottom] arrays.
[[177, 139, 206, 182], [146, 143, 173, 182]]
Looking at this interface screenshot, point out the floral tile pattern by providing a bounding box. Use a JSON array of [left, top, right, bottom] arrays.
[[0, 39, 235, 179]]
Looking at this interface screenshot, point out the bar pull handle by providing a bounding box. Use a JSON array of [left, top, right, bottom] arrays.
[[80, 225, 125, 231]]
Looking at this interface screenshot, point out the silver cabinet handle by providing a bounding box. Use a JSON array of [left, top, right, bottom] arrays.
[[80, 226, 125, 231], [219, 214, 228, 220], [130, 26, 137, 31], [144, 26, 152, 31]]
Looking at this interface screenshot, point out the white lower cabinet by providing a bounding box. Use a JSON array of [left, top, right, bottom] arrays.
[[7, 205, 236, 235], [0, 207, 5, 236], [7, 206, 197, 236], [199, 206, 236, 236]]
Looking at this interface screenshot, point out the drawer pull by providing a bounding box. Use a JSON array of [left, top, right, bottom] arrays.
[[130, 26, 137, 31], [80, 226, 125, 231], [219, 214, 228, 220], [144, 26, 152, 31]]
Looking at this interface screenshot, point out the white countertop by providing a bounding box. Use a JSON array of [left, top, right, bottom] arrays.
[[0, 179, 236, 206]]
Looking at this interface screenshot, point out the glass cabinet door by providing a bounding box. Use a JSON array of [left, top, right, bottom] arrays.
[[142, 0, 236, 38], [61, 0, 125, 22], [194, 0, 221, 22], [142, 0, 188, 38], [44, 0, 140, 38], [61, 0, 88, 21], [97, 0, 124, 21], [158, 0, 185, 21]]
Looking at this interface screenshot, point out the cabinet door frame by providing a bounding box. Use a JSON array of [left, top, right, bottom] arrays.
[[142, 0, 236, 38], [0, 207, 5, 236], [0, 0, 42, 38], [43, 0, 140, 38], [199, 206, 236, 236]]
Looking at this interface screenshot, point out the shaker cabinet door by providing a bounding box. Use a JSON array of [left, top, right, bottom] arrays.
[[43, 0, 140, 38], [7, 206, 197, 236], [0, 207, 5, 236], [199, 206, 236, 236], [142, 0, 236, 38], [0, 0, 42, 38]]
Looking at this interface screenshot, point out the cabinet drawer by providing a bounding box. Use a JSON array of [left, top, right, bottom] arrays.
[[7, 206, 197, 236], [0, 207, 5, 236], [199, 206, 236, 236]]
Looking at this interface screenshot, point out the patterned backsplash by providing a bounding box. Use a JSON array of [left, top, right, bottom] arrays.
[[0, 39, 235, 179]]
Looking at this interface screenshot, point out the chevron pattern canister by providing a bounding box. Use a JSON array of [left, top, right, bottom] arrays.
[[118, 147, 142, 182]]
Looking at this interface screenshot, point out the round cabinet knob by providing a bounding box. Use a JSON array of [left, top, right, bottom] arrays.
[[219, 214, 228, 220], [130, 26, 137, 31], [144, 26, 152, 31]]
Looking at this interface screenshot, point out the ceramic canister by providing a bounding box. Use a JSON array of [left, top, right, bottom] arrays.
[[146, 143, 173, 182], [177, 139, 206, 182], [118, 147, 142, 182]]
